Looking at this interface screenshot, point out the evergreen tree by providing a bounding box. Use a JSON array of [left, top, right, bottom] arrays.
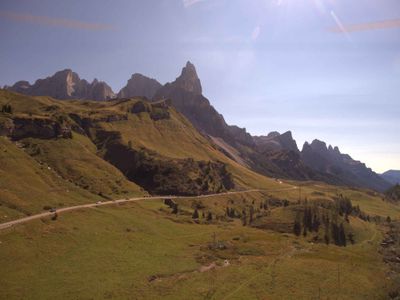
[[241, 209, 247, 226], [324, 234, 330, 245], [206, 212, 213, 221], [339, 223, 346, 247], [348, 233, 355, 245], [249, 205, 254, 224], [293, 220, 302, 236], [192, 209, 199, 219], [312, 213, 320, 232], [331, 222, 339, 245], [263, 200, 269, 210], [172, 203, 178, 214]]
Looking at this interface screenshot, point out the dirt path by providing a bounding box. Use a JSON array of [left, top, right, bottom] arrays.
[[0, 187, 298, 231]]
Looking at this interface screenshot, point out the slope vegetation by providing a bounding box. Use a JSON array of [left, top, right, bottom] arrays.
[[0, 90, 283, 218]]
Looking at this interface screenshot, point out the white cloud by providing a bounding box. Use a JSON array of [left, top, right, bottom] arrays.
[[251, 26, 261, 41], [183, 0, 206, 8], [0, 10, 115, 31]]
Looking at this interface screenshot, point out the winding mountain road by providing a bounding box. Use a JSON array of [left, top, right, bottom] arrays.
[[0, 187, 298, 231]]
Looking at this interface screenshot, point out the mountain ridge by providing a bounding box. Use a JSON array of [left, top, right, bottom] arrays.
[[4, 63, 393, 192]]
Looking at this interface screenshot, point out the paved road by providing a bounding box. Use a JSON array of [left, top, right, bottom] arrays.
[[0, 186, 297, 231]]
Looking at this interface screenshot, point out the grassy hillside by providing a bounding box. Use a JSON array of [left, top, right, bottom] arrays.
[[0, 189, 395, 299], [1, 89, 399, 299], [0, 90, 284, 201], [0, 136, 100, 222]]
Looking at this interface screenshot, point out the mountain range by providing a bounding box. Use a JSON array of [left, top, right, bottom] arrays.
[[381, 170, 400, 185], [3, 62, 393, 192]]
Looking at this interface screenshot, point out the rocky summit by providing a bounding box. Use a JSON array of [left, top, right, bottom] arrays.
[[172, 61, 202, 95], [118, 73, 162, 99], [6, 69, 115, 101], [3, 63, 393, 193], [301, 139, 391, 192], [253, 131, 299, 153]]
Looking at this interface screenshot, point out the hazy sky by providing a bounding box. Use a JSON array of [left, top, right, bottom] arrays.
[[0, 0, 399, 173]]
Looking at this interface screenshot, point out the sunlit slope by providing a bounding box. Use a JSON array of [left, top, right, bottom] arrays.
[[22, 133, 145, 197], [0, 137, 99, 222], [0, 90, 285, 195]]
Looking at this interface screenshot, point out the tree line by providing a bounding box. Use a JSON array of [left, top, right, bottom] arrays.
[[1, 104, 12, 114]]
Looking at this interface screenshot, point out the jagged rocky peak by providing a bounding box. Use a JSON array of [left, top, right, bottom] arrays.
[[90, 80, 116, 101], [309, 139, 328, 152], [173, 61, 202, 95], [118, 73, 162, 99], [6, 69, 115, 101], [266, 131, 280, 139], [333, 146, 340, 153], [6, 80, 31, 92], [254, 130, 299, 152]]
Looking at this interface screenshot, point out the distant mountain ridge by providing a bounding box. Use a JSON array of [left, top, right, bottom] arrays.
[[6, 69, 115, 101], [301, 140, 391, 192], [381, 170, 400, 186], [4, 63, 393, 192]]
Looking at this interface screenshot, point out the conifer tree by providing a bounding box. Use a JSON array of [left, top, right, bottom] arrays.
[[172, 203, 178, 214], [339, 223, 346, 247], [293, 220, 302, 236]]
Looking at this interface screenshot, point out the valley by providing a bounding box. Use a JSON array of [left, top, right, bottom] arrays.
[[0, 184, 398, 299], [1, 69, 399, 298]]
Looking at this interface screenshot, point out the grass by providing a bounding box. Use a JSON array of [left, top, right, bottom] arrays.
[[0, 89, 285, 218], [0, 90, 398, 299], [0, 190, 393, 299], [0, 136, 100, 222]]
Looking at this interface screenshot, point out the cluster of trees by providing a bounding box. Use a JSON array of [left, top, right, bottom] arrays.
[[1, 104, 12, 114], [224, 197, 291, 227], [330, 222, 347, 246], [191, 208, 212, 221], [351, 205, 373, 222], [293, 205, 354, 247], [164, 199, 178, 214], [293, 207, 321, 237], [225, 203, 263, 226]]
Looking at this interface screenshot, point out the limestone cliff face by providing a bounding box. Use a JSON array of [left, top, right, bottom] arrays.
[[118, 73, 162, 99], [0, 117, 72, 140], [173, 61, 202, 95], [6, 69, 115, 101]]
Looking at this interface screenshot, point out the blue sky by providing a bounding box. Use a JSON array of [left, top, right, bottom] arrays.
[[0, 0, 399, 173]]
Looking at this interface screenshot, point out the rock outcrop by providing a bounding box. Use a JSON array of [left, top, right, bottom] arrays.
[[118, 73, 162, 99], [154, 61, 254, 148], [0, 117, 72, 140], [254, 131, 299, 153], [6, 69, 115, 101], [172, 61, 202, 95]]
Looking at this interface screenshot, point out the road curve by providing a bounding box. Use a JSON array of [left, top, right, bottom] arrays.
[[0, 187, 297, 231]]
